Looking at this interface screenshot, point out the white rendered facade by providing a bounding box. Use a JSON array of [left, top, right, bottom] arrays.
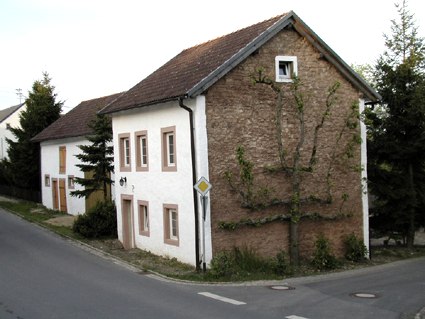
[[112, 97, 212, 266], [0, 104, 26, 160], [40, 137, 90, 216]]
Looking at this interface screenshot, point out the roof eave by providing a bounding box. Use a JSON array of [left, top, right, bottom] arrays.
[[99, 95, 185, 115], [290, 12, 381, 102], [32, 133, 88, 143], [188, 11, 380, 102]]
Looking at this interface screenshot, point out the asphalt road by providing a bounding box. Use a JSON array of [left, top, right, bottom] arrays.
[[1, 209, 424, 319]]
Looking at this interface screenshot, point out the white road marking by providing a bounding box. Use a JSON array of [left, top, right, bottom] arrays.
[[286, 315, 310, 319], [198, 292, 246, 305]]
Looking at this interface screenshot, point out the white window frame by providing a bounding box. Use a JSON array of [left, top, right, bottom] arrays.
[[166, 132, 175, 167], [275, 56, 298, 83], [163, 203, 179, 246], [169, 209, 178, 240], [124, 138, 130, 166], [141, 136, 148, 167]]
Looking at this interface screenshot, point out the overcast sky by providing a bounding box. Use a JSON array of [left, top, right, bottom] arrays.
[[1, 0, 424, 112]]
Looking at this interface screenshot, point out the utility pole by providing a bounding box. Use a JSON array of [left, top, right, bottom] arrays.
[[16, 88, 23, 104]]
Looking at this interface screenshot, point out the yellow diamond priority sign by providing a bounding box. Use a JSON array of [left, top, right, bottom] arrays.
[[194, 177, 212, 196]]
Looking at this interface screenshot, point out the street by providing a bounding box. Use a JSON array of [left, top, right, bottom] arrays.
[[1, 209, 424, 319]]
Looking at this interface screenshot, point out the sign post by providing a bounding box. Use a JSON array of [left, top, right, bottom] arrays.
[[194, 176, 212, 272]]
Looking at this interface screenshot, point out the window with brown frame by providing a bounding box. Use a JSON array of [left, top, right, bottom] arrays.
[[68, 175, 75, 189], [59, 146, 66, 174], [138, 200, 150, 237], [119, 133, 131, 172], [44, 174, 50, 187], [163, 203, 179, 246], [135, 131, 148, 172], [161, 126, 177, 172]]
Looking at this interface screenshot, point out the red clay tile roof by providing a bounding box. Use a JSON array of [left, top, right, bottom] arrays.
[[32, 93, 122, 142], [100, 11, 380, 115], [101, 14, 287, 114]]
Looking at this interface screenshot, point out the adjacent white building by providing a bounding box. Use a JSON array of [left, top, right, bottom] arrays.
[[32, 93, 120, 215], [0, 103, 26, 160]]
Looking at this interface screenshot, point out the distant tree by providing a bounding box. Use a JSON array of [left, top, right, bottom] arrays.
[[367, 0, 425, 247], [70, 113, 114, 201], [352, 63, 375, 87], [5, 72, 62, 190]]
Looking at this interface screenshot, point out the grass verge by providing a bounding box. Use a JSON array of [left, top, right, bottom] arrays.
[[1, 198, 425, 283]]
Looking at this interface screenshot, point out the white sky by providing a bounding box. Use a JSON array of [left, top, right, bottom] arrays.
[[1, 0, 424, 112]]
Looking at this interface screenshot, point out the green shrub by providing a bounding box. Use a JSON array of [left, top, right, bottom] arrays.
[[344, 233, 368, 262], [209, 250, 235, 278], [311, 234, 339, 271], [209, 246, 290, 279], [233, 246, 271, 273], [272, 250, 291, 275], [73, 201, 117, 238]]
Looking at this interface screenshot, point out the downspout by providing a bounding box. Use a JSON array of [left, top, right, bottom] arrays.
[[178, 96, 200, 270]]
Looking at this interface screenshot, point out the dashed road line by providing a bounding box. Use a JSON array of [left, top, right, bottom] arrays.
[[286, 315, 310, 319], [198, 292, 246, 305]]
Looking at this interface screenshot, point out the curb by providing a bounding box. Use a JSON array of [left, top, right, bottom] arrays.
[[416, 307, 425, 319]]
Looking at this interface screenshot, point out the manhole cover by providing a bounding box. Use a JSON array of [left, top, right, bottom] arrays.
[[351, 292, 378, 299], [270, 285, 295, 290]]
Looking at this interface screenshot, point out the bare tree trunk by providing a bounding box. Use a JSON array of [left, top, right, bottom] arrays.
[[289, 217, 299, 266]]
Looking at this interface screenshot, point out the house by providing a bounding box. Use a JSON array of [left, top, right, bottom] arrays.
[[0, 102, 26, 160], [100, 11, 380, 266], [32, 93, 120, 215]]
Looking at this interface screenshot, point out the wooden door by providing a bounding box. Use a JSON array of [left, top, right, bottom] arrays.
[[59, 178, 67, 213], [52, 179, 59, 210], [84, 171, 112, 211], [121, 198, 134, 249]]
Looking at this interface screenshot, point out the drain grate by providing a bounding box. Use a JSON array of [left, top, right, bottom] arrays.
[[351, 292, 378, 299], [270, 285, 295, 291]]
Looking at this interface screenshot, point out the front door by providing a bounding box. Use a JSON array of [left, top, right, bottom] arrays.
[[59, 178, 67, 213], [52, 179, 59, 210], [121, 197, 134, 249]]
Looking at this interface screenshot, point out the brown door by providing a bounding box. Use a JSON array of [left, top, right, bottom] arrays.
[[52, 179, 59, 210], [59, 178, 67, 213], [121, 198, 134, 249]]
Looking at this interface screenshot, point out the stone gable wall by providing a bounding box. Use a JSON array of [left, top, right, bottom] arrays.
[[205, 28, 364, 260]]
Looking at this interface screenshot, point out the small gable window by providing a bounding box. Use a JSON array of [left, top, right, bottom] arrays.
[[275, 56, 297, 82]]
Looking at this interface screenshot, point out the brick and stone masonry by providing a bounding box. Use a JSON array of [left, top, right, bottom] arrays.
[[205, 27, 364, 260]]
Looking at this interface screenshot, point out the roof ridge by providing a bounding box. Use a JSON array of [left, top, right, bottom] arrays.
[[79, 92, 125, 104]]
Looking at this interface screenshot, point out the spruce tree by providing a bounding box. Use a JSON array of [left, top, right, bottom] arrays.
[[6, 72, 62, 190], [70, 113, 114, 201], [367, 0, 425, 247]]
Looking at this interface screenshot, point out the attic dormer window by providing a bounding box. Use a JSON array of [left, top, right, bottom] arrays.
[[275, 56, 297, 82]]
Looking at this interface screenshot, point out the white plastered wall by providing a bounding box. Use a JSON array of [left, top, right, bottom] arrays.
[[40, 137, 90, 216], [192, 95, 213, 265], [359, 98, 370, 253], [112, 99, 210, 266], [0, 104, 26, 160]]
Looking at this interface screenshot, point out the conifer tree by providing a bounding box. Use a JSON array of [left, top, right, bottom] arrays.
[[367, 0, 425, 247], [6, 72, 62, 190], [70, 113, 114, 201]]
